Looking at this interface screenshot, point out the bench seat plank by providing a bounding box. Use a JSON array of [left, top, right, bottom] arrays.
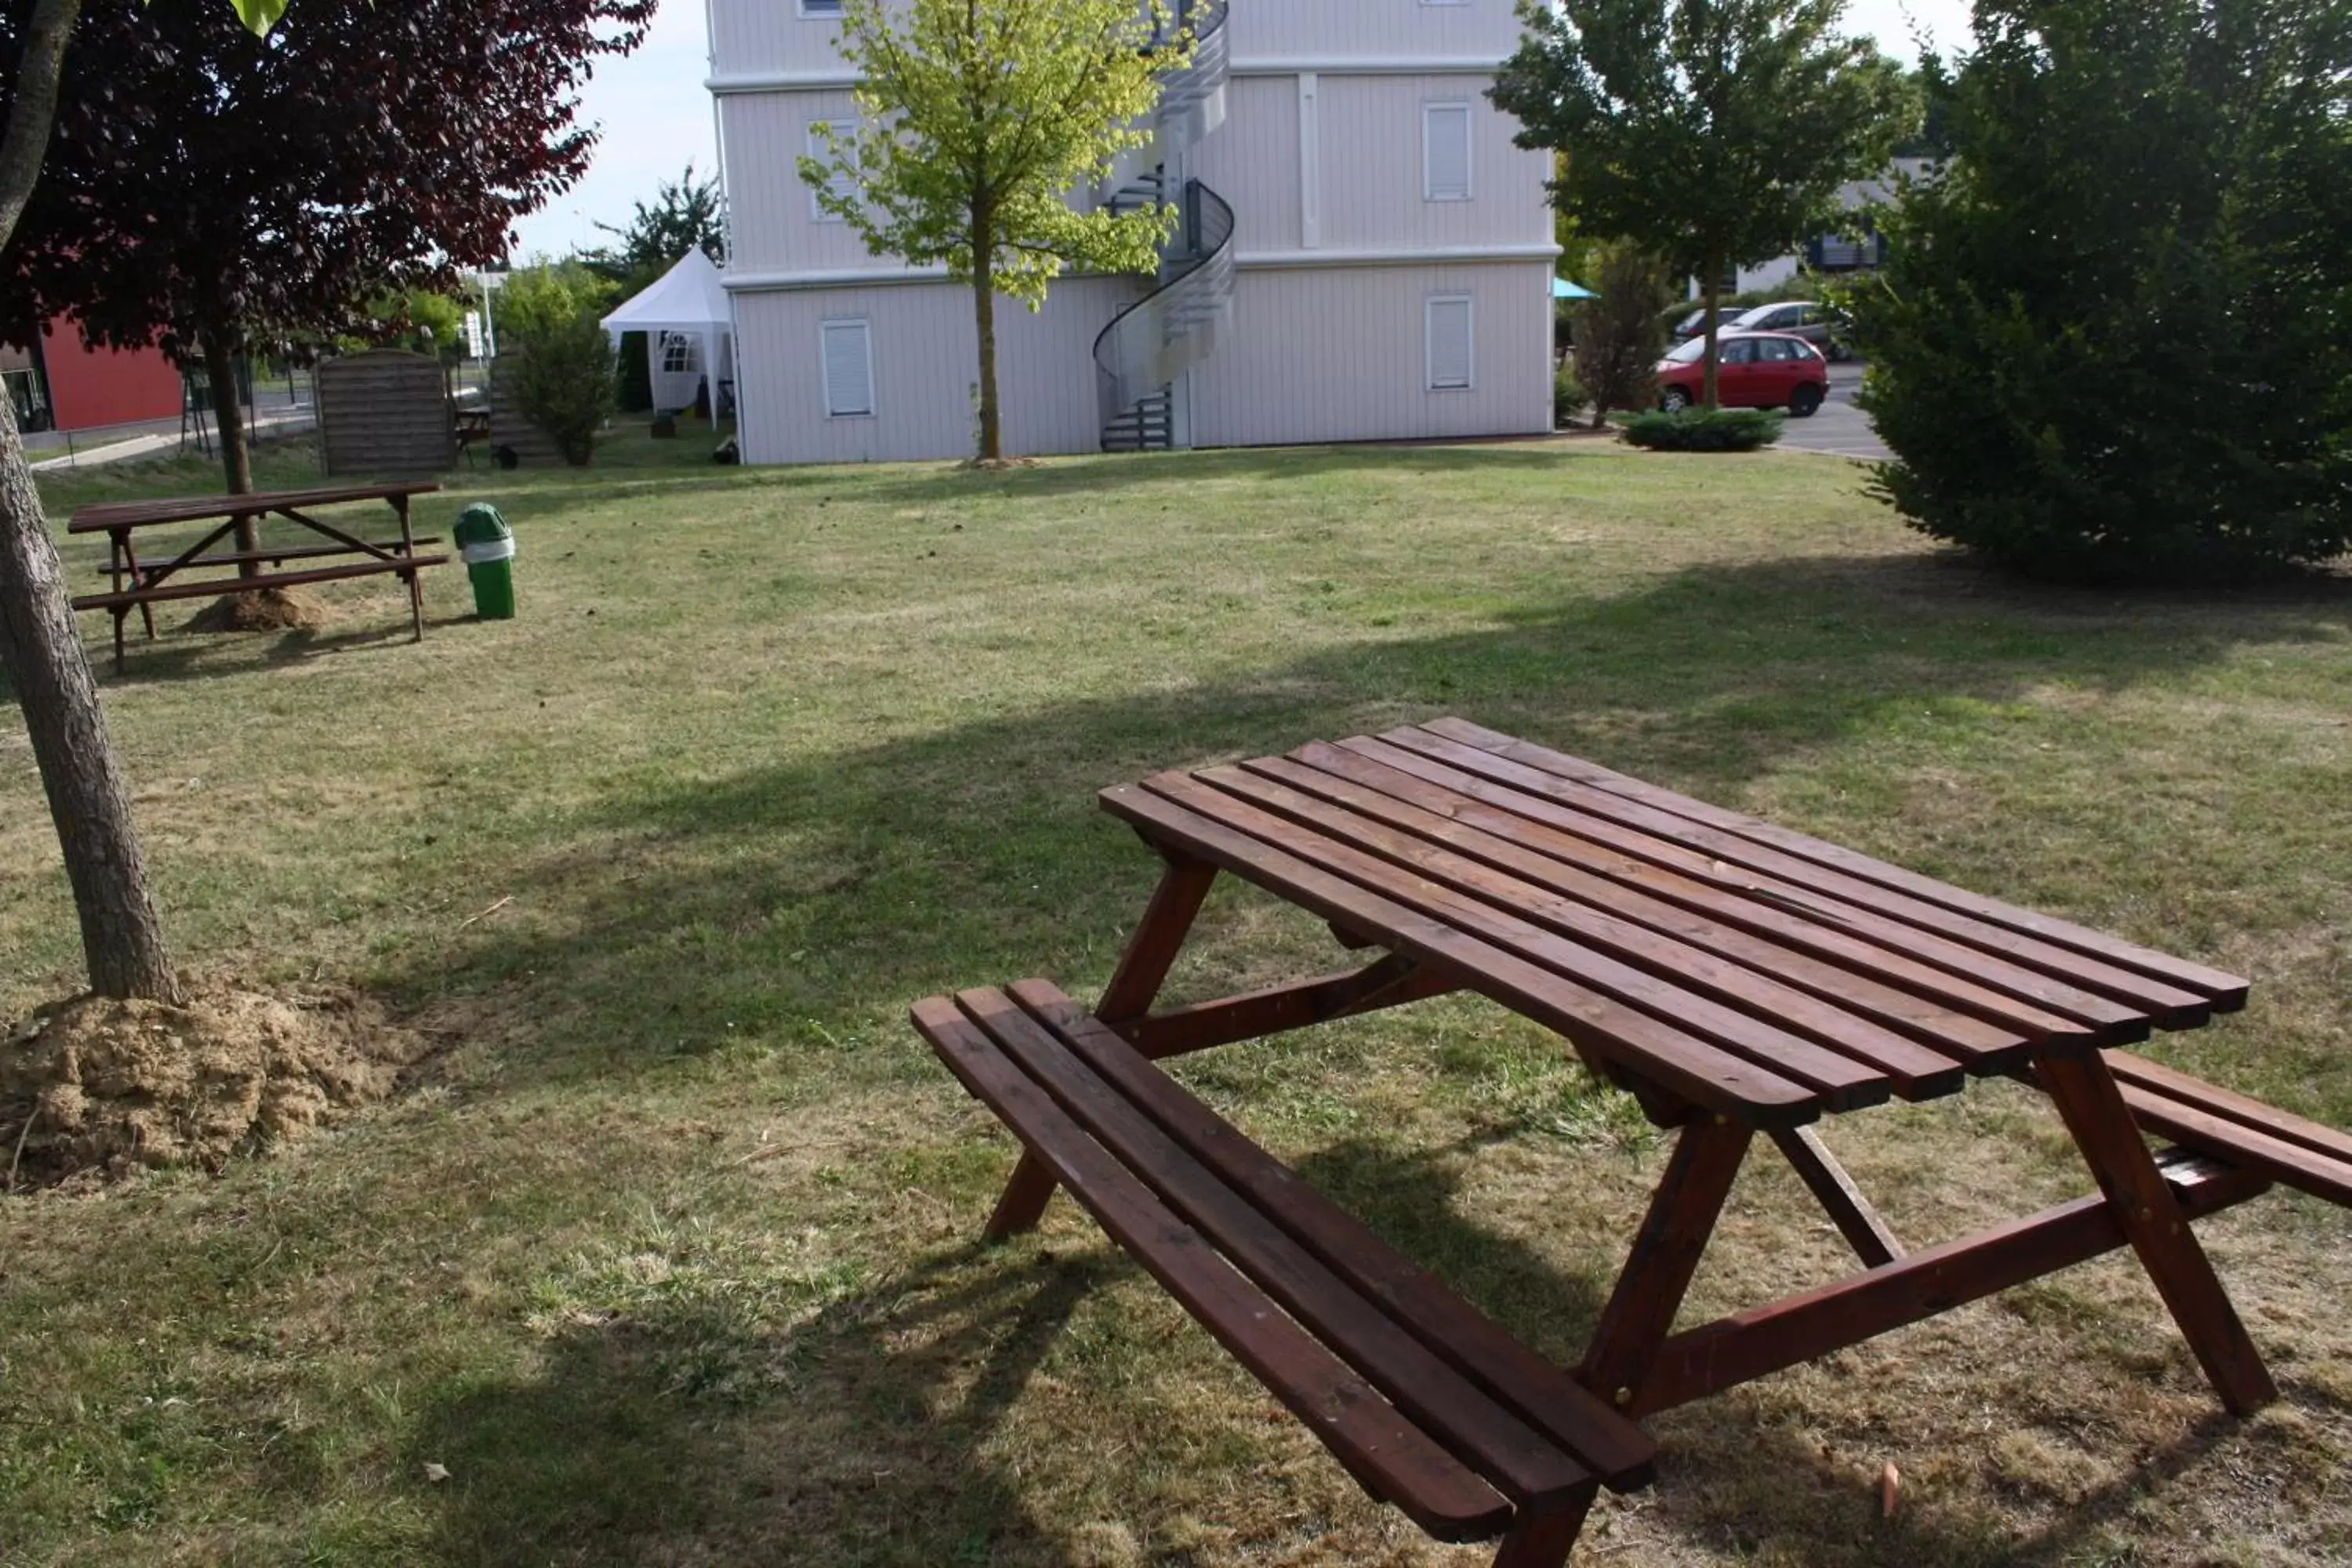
[[955, 986, 1597, 1514], [73, 556, 448, 612], [913, 993, 1516, 1541], [2110, 1055, 2352, 1208], [1005, 979, 1658, 1492]]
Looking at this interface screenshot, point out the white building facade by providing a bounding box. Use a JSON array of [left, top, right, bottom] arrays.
[[706, 0, 1556, 464]]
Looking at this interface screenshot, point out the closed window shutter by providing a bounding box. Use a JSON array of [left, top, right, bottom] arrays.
[[807, 118, 862, 218], [1426, 296, 1473, 390], [1424, 104, 1472, 201], [822, 321, 873, 416]]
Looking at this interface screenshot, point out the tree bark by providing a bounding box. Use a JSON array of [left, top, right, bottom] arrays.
[[199, 330, 259, 563], [971, 206, 1001, 461], [1700, 261, 1722, 411], [0, 398, 181, 1002], [0, 0, 180, 1003]]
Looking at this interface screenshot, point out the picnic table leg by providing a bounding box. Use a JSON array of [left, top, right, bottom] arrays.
[[1577, 1116, 1753, 1412], [2034, 1047, 2278, 1416], [1488, 1486, 1595, 1568], [983, 853, 1220, 1242], [114, 534, 157, 643], [396, 494, 424, 641]]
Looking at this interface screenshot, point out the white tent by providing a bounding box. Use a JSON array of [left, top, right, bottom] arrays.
[[601, 246, 735, 416]]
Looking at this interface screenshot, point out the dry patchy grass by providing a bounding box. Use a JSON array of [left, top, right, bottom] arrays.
[[2, 427, 2348, 1566]]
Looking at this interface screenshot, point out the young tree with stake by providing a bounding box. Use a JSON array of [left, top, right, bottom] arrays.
[[797, 0, 1189, 462]]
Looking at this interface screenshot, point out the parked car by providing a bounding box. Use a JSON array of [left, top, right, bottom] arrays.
[[1725, 299, 1852, 361], [1653, 332, 1828, 416], [1667, 305, 1742, 342]]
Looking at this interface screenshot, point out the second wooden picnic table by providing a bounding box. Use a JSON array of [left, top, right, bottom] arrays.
[[69, 481, 448, 670]]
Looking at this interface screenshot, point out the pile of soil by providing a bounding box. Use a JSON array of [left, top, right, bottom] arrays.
[[0, 979, 426, 1190], [182, 585, 329, 633]]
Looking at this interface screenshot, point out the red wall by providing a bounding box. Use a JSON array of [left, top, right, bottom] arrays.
[[41, 315, 183, 431]]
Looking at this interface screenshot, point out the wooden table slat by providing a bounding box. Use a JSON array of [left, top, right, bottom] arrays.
[[1287, 742, 2098, 1053], [1271, 746, 2051, 1062], [1343, 735, 2151, 1041], [1098, 782, 1825, 1125], [1200, 763, 1969, 1101], [1142, 774, 1892, 1110], [1422, 718, 2250, 1007], [69, 481, 444, 532]]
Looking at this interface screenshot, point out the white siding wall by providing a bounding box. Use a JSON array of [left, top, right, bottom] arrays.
[[1314, 75, 1549, 252], [710, 0, 855, 78], [731, 277, 1143, 463], [1189, 263, 1550, 448], [1192, 74, 1301, 252], [722, 89, 883, 275], [1227, 0, 1523, 64]]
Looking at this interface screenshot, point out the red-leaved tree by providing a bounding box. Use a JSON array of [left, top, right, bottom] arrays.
[[2, 0, 653, 509]]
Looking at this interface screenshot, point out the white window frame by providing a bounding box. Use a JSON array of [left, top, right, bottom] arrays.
[[1421, 0, 1470, 6], [820, 318, 875, 419], [659, 332, 700, 376], [798, 0, 844, 16], [1425, 294, 1475, 392], [806, 118, 860, 221], [1422, 101, 1474, 203]]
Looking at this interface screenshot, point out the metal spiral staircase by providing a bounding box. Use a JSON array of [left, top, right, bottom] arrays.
[[1093, 0, 1235, 452]]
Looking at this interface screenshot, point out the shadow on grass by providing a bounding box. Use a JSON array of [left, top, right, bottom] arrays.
[[409, 1245, 1093, 1567], [378, 546, 2350, 1091]]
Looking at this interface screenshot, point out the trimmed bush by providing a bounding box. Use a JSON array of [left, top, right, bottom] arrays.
[[1574, 244, 1671, 429], [1852, 0, 2352, 580], [1617, 408, 1784, 452]]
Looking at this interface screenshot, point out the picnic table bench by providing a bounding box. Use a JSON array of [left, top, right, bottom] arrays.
[[912, 717, 2352, 1563], [70, 482, 448, 670]]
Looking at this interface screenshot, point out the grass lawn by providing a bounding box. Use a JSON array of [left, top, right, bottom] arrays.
[[2, 425, 2349, 1567]]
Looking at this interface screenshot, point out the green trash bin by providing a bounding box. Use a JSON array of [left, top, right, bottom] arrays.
[[452, 503, 516, 620]]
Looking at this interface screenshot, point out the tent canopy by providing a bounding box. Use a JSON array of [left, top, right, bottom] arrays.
[[601, 247, 731, 340], [1552, 277, 1595, 300]]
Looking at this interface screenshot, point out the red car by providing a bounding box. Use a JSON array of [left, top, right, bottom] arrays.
[[1653, 331, 1828, 416]]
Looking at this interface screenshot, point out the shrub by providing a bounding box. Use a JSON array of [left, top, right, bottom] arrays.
[[1618, 408, 1784, 452], [1851, 0, 2352, 580], [1574, 244, 1671, 429], [1552, 361, 1588, 427], [507, 307, 615, 466]]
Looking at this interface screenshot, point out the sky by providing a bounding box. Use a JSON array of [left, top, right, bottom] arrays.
[[507, 0, 1980, 262]]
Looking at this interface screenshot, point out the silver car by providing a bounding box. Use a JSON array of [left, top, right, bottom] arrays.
[[1726, 300, 1852, 361]]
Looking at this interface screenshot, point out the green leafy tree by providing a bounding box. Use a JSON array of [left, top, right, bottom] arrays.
[[0, 0, 289, 1006], [1851, 0, 2352, 579], [796, 0, 1187, 461], [582, 162, 726, 290], [1491, 0, 1907, 408]]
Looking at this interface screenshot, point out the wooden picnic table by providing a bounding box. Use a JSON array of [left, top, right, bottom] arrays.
[[916, 717, 2352, 1562], [69, 481, 448, 671]]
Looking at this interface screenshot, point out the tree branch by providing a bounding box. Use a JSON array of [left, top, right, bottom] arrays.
[[0, 0, 84, 252]]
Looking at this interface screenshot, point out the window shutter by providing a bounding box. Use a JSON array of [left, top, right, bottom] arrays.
[[1426, 296, 1473, 390], [822, 321, 873, 416], [807, 118, 862, 219], [1423, 104, 1472, 201]]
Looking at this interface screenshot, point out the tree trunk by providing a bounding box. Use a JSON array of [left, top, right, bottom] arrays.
[[0, 397, 181, 1002], [199, 330, 259, 562], [1700, 262, 1722, 411], [0, 0, 176, 1004], [971, 222, 1002, 461]]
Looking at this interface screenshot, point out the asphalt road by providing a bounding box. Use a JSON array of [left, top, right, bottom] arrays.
[[1777, 363, 1889, 463]]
